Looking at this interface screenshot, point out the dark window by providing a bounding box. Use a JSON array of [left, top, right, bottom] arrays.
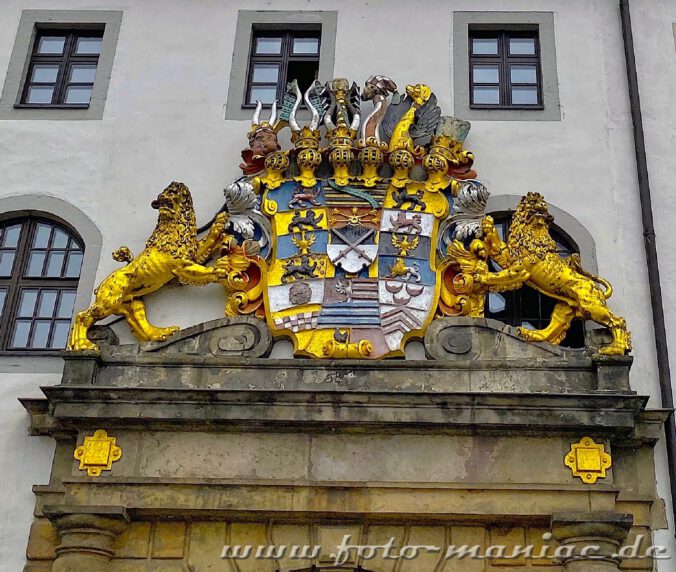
[[469, 29, 543, 109], [485, 214, 585, 349], [20, 29, 103, 108], [0, 217, 84, 352], [245, 29, 321, 107]]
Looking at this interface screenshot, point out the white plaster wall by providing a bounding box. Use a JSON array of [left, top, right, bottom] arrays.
[[0, 373, 58, 570], [629, 0, 676, 565], [0, 0, 673, 567]]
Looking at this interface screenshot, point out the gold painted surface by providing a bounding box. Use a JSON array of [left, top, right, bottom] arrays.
[[564, 437, 612, 484], [68, 182, 260, 351], [478, 193, 631, 355], [74, 430, 122, 477]]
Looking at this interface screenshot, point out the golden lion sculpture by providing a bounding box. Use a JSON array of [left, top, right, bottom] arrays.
[[481, 192, 631, 355], [68, 181, 236, 351]]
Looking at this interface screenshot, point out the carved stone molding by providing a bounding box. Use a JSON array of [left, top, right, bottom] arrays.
[[551, 512, 633, 571], [44, 506, 128, 572]]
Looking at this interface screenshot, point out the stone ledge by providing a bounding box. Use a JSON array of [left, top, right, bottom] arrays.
[[55, 481, 624, 525], [34, 385, 647, 435], [60, 317, 634, 394]]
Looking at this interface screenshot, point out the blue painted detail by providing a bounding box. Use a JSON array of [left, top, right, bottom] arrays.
[[317, 316, 382, 326], [267, 181, 324, 213], [378, 256, 436, 286], [276, 230, 328, 259], [318, 299, 381, 326], [378, 232, 432, 260], [318, 308, 381, 326]]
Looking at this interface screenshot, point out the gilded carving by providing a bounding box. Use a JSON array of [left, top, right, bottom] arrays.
[[564, 437, 612, 484], [68, 182, 260, 351], [480, 193, 631, 355], [67, 75, 632, 359], [74, 430, 122, 477]]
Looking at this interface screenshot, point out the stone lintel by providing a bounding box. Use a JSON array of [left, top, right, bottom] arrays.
[[58, 481, 622, 525], [34, 385, 647, 435]]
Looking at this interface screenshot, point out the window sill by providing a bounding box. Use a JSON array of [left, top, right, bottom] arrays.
[[14, 103, 90, 110], [469, 104, 545, 111]]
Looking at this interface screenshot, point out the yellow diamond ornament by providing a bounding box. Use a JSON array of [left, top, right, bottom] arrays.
[[74, 430, 122, 477]]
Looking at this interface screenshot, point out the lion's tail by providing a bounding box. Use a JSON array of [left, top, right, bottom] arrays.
[[568, 253, 613, 299], [112, 246, 134, 264]]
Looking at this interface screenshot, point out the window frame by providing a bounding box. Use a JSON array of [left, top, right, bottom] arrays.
[[468, 29, 544, 110], [244, 28, 321, 109], [18, 28, 103, 109], [224, 11, 337, 121], [0, 216, 84, 354], [452, 11, 561, 121], [0, 10, 122, 121]]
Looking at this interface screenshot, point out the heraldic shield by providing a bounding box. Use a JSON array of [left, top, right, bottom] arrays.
[[263, 177, 448, 359], [66, 75, 632, 358]]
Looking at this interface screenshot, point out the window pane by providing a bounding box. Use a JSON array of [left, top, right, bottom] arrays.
[[473, 86, 500, 105], [69, 65, 97, 83], [0, 252, 15, 277], [52, 228, 69, 248], [0, 289, 6, 318], [252, 63, 279, 83], [249, 86, 277, 104], [51, 321, 71, 349], [65, 252, 84, 278], [11, 320, 31, 348], [26, 252, 46, 276], [65, 86, 93, 104], [473, 65, 499, 84], [255, 37, 282, 54], [19, 290, 38, 318], [31, 64, 59, 83], [46, 252, 66, 277], [34, 223, 52, 248], [38, 290, 58, 318], [511, 65, 537, 84], [75, 37, 102, 55], [488, 292, 507, 314], [472, 37, 498, 55], [512, 86, 539, 105], [292, 37, 319, 54], [2, 224, 22, 248], [37, 36, 65, 54], [57, 291, 77, 318], [26, 86, 54, 104], [510, 37, 536, 55], [32, 320, 51, 348]]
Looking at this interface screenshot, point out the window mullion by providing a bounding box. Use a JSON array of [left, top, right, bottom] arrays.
[[0, 220, 31, 350], [53, 34, 73, 104], [500, 32, 509, 107]]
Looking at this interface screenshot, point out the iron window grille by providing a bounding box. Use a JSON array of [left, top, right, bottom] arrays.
[[485, 214, 585, 349], [0, 217, 84, 352], [19, 28, 103, 108], [244, 28, 321, 107], [469, 29, 543, 109]]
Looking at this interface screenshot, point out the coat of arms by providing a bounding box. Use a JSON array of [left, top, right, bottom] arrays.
[[241, 77, 480, 358], [67, 75, 631, 359]]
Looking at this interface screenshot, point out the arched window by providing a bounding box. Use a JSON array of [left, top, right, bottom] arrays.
[[485, 213, 585, 348], [0, 217, 84, 351]]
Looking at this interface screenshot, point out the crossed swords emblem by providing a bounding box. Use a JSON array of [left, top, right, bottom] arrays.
[[330, 227, 376, 264]]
